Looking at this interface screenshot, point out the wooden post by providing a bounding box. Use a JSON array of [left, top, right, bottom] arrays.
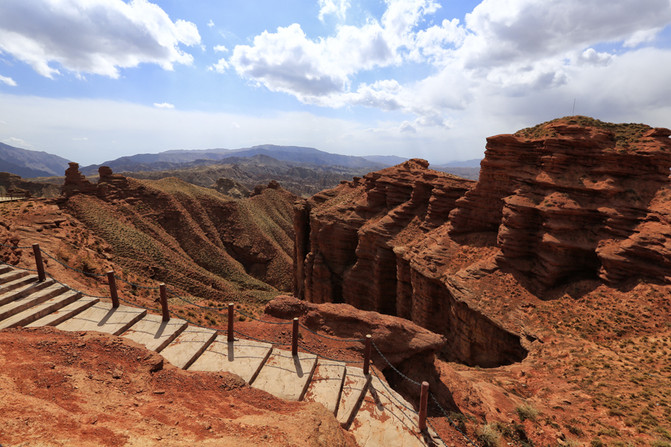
[[32, 244, 46, 282], [291, 317, 299, 357], [418, 381, 429, 432], [107, 271, 119, 308], [159, 283, 169, 322], [363, 334, 372, 375], [227, 303, 235, 342]]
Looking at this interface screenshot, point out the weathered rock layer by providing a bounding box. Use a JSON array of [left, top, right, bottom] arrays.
[[294, 117, 671, 368]]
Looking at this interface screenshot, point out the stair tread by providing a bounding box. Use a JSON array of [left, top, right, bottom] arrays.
[[122, 313, 188, 353], [0, 290, 81, 330], [56, 301, 146, 336], [251, 350, 317, 401], [349, 375, 428, 447], [0, 276, 43, 300], [27, 297, 99, 327], [160, 325, 217, 369], [337, 366, 369, 425], [0, 283, 66, 320], [188, 335, 272, 383], [304, 359, 347, 415]]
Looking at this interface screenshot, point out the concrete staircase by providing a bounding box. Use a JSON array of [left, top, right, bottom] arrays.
[[0, 265, 442, 447]]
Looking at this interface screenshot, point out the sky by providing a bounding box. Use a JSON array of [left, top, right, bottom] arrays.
[[0, 0, 671, 166]]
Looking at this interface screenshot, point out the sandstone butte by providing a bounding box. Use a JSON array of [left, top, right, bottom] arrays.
[[294, 116, 671, 446]]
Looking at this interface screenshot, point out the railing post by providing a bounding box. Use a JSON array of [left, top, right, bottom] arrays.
[[363, 334, 372, 375], [292, 317, 299, 356], [159, 283, 169, 321], [32, 244, 46, 282], [418, 381, 429, 432], [227, 303, 235, 342], [107, 271, 119, 308]]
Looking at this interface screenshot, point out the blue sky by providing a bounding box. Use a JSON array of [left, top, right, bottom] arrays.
[[1, 0, 670, 166]]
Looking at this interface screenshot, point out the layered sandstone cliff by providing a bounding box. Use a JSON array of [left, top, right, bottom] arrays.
[[294, 117, 671, 368], [450, 116, 671, 290]]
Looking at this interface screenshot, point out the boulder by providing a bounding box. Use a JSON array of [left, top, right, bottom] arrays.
[[265, 295, 446, 366]]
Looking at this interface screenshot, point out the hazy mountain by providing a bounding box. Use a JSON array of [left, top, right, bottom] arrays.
[[362, 155, 408, 166], [0, 142, 71, 177], [124, 154, 375, 197], [434, 158, 482, 168], [82, 144, 384, 175]]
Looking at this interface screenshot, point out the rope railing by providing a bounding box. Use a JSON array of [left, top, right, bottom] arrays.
[[1, 241, 482, 446]]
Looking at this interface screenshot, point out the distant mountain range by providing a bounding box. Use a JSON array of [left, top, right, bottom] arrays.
[[80, 144, 389, 175], [0, 143, 71, 177], [0, 142, 481, 183]]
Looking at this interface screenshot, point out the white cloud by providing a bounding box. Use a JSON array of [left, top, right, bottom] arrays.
[[153, 102, 175, 109], [209, 58, 230, 73], [2, 136, 33, 148], [213, 45, 228, 53], [0, 75, 16, 86], [207, 19, 215, 28], [0, 0, 201, 79], [460, 0, 671, 70], [318, 0, 350, 22]]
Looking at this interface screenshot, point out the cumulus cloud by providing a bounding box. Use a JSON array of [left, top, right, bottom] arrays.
[[213, 45, 228, 53], [0, 75, 16, 86], [318, 0, 350, 22], [223, 0, 671, 131], [153, 102, 175, 109], [0, 0, 201, 78]]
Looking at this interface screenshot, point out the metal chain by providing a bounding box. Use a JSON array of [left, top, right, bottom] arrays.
[[114, 274, 160, 290], [0, 241, 33, 249], [41, 249, 108, 277], [371, 368, 420, 415], [298, 322, 366, 342], [429, 393, 481, 447], [233, 329, 291, 347], [235, 307, 293, 325], [371, 340, 423, 386]]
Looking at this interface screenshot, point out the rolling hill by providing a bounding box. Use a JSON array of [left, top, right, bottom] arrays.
[[0, 142, 71, 177]]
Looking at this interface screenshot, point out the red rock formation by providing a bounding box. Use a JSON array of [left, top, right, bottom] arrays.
[[294, 117, 671, 368], [450, 117, 671, 290], [293, 159, 528, 367], [265, 295, 446, 366], [61, 162, 96, 197]]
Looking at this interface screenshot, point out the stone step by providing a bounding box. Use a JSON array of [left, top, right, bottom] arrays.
[[160, 325, 217, 369], [121, 314, 188, 353], [27, 297, 100, 328], [303, 359, 347, 415], [0, 276, 48, 301], [337, 366, 371, 428], [56, 301, 147, 336], [251, 350, 318, 401], [0, 269, 28, 285], [0, 290, 83, 329], [349, 375, 429, 447], [0, 283, 68, 322], [0, 265, 13, 275], [188, 336, 273, 383]]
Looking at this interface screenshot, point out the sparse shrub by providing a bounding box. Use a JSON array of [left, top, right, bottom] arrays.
[[476, 424, 501, 447], [591, 439, 605, 447], [652, 441, 671, 447], [516, 404, 539, 422]]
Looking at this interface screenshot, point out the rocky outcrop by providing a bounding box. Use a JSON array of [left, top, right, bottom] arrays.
[[450, 117, 671, 290], [294, 117, 671, 368], [293, 159, 528, 367], [61, 162, 97, 197], [265, 295, 446, 366]]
